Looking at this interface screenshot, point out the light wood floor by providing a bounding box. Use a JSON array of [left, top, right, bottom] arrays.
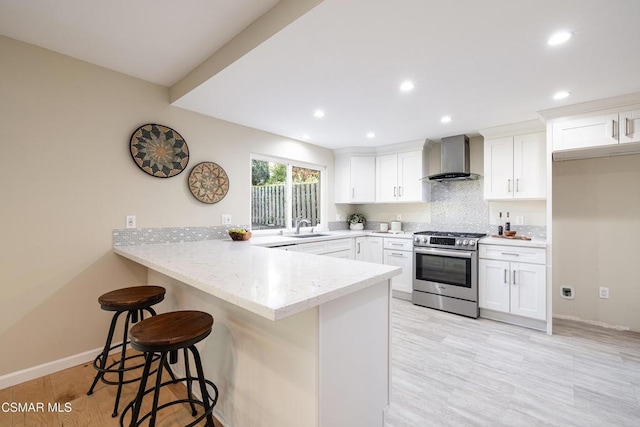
[[0, 351, 222, 427], [386, 298, 640, 426], [3, 300, 640, 426]]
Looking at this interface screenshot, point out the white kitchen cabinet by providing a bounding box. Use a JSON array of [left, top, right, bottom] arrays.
[[484, 132, 546, 200], [551, 109, 640, 158], [375, 150, 423, 203], [355, 236, 383, 263], [479, 244, 546, 321], [383, 237, 413, 297], [297, 238, 355, 259], [334, 156, 376, 203]]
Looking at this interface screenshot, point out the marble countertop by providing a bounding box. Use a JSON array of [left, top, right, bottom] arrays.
[[479, 236, 547, 248], [250, 229, 413, 247], [115, 240, 401, 321]]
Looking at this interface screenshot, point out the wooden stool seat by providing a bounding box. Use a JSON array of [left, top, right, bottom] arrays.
[[98, 285, 166, 311], [130, 310, 213, 352], [121, 310, 218, 427]]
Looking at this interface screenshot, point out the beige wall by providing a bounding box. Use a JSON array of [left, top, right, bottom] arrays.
[[0, 35, 335, 375], [553, 154, 640, 331]]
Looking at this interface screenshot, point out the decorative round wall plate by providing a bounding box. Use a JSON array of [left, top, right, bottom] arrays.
[[188, 162, 230, 204], [130, 124, 189, 178]]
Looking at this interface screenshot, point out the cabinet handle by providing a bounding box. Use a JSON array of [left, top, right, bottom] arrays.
[[504, 269, 508, 284], [501, 252, 520, 256], [390, 252, 405, 257], [626, 117, 631, 137], [516, 178, 520, 192], [513, 270, 517, 285], [352, 188, 355, 198], [612, 119, 617, 139], [391, 243, 404, 246], [507, 179, 511, 193], [398, 186, 402, 197], [393, 186, 397, 197], [357, 242, 361, 254]]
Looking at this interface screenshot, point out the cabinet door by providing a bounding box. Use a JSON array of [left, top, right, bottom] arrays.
[[397, 150, 423, 202], [619, 110, 640, 144], [510, 262, 546, 320], [350, 157, 376, 202], [366, 237, 384, 263], [484, 137, 515, 199], [376, 154, 398, 202], [478, 259, 510, 313], [333, 156, 351, 203], [383, 249, 413, 293], [355, 237, 367, 261], [513, 132, 546, 199], [552, 114, 618, 152]]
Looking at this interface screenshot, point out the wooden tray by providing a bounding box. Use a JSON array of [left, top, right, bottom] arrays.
[[491, 234, 532, 241]]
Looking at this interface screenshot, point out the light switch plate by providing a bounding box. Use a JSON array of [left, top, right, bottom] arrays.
[[126, 215, 136, 229], [222, 214, 231, 225]]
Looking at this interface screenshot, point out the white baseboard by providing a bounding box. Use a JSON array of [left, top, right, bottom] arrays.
[[0, 343, 122, 390], [552, 314, 630, 331]]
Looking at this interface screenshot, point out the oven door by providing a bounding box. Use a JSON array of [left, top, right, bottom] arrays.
[[413, 247, 478, 302]]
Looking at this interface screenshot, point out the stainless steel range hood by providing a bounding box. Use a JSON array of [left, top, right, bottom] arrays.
[[425, 134, 479, 182]]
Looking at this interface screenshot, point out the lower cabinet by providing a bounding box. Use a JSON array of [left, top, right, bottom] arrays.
[[382, 237, 413, 296], [355, 236, 383, 263], [479, 245, 546, 321], [296, 238, 355, 259]]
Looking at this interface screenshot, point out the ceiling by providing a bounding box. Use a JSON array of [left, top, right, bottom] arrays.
[[2, 0, 640, 149]]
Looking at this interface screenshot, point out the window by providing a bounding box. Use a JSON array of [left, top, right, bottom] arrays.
[[251, 156, 324, 231]]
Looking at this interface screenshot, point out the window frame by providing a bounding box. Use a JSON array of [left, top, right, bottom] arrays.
[[250, 154, 327, 234]]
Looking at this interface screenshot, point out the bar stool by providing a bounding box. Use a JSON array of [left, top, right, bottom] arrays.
[[120, 310, 219, 427], [87, 285, 168, 417]]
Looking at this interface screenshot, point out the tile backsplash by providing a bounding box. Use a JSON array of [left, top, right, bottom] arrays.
[[113, 225, 249, 246]]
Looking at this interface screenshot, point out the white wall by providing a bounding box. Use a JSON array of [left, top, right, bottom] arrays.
[[0, 35, 335, 375], [553, 154, 640, 331]]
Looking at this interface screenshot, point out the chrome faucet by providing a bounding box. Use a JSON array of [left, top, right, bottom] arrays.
[[295, 216, 311, 234]]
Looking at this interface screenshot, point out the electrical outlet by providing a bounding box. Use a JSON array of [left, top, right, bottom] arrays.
[[396, 214, 402, 221], [222, 214, 231, 225], [516, 216, 524, 225], [599, 287, 609, 299], [126, 215, 136, 229]]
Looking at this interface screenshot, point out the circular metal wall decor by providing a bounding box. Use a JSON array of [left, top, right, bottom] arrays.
[[130, 124, 189, 178], [188, 162, 230, 204]]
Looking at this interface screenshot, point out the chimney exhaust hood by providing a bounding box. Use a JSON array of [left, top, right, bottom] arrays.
[[425, 134, 479, 182]]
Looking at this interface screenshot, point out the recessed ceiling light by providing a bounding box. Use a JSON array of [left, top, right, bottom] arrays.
[[313, 110, 325, 118], [366, 132, 376, 138], [548, 31, 572, 46], [441, 116, 452, 123], [400, 81, 414, 92], [553, 91, 571, 100], [302, 134, 310, 140]]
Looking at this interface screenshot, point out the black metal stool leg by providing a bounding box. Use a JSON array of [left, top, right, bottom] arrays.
[[148, 352, 167, 427], [183, 347, 197, 416], [111, 310, 133, 417], [88, 310, 123, 395], [129, 351, 154, 427], [190, 345, 215, 427]]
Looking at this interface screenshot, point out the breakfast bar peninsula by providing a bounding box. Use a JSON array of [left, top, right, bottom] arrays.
[[114, 238, 400, 427]]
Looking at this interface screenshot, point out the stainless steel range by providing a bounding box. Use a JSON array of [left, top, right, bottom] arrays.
[[412, 231, 486, 318]]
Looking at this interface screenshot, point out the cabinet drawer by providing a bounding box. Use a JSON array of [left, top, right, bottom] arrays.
[[479, 244, 546, 264], [326, 238, 354, 253], [383, 238, 412, 251], [324, 249, 353, 259], [296, 241, 327, 254]]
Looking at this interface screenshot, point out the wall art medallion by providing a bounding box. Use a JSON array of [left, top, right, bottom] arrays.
[[188, 162, 230, 204], [130, 123, 189, 178]]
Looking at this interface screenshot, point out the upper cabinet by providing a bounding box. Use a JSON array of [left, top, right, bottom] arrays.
[[334, 141, 428, 204], [376, 150, 423, 202], [483, 131, 546, 200], [551, 110, 640, 160], [334, 155, 376, 203]]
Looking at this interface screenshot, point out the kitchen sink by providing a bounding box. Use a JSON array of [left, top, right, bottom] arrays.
[[289, 233, 328, 238]]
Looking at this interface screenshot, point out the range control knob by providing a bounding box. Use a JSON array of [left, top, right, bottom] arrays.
[[469, 240, 476, 246], [456, 239, 462, 245], [463, 240, 469, 246], [414, 237, 421, 244]]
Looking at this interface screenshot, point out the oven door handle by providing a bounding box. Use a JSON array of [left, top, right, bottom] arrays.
[[413, 247, 473, 258]]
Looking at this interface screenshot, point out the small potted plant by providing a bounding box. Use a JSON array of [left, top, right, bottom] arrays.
[[347, 213, 366, 230]]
